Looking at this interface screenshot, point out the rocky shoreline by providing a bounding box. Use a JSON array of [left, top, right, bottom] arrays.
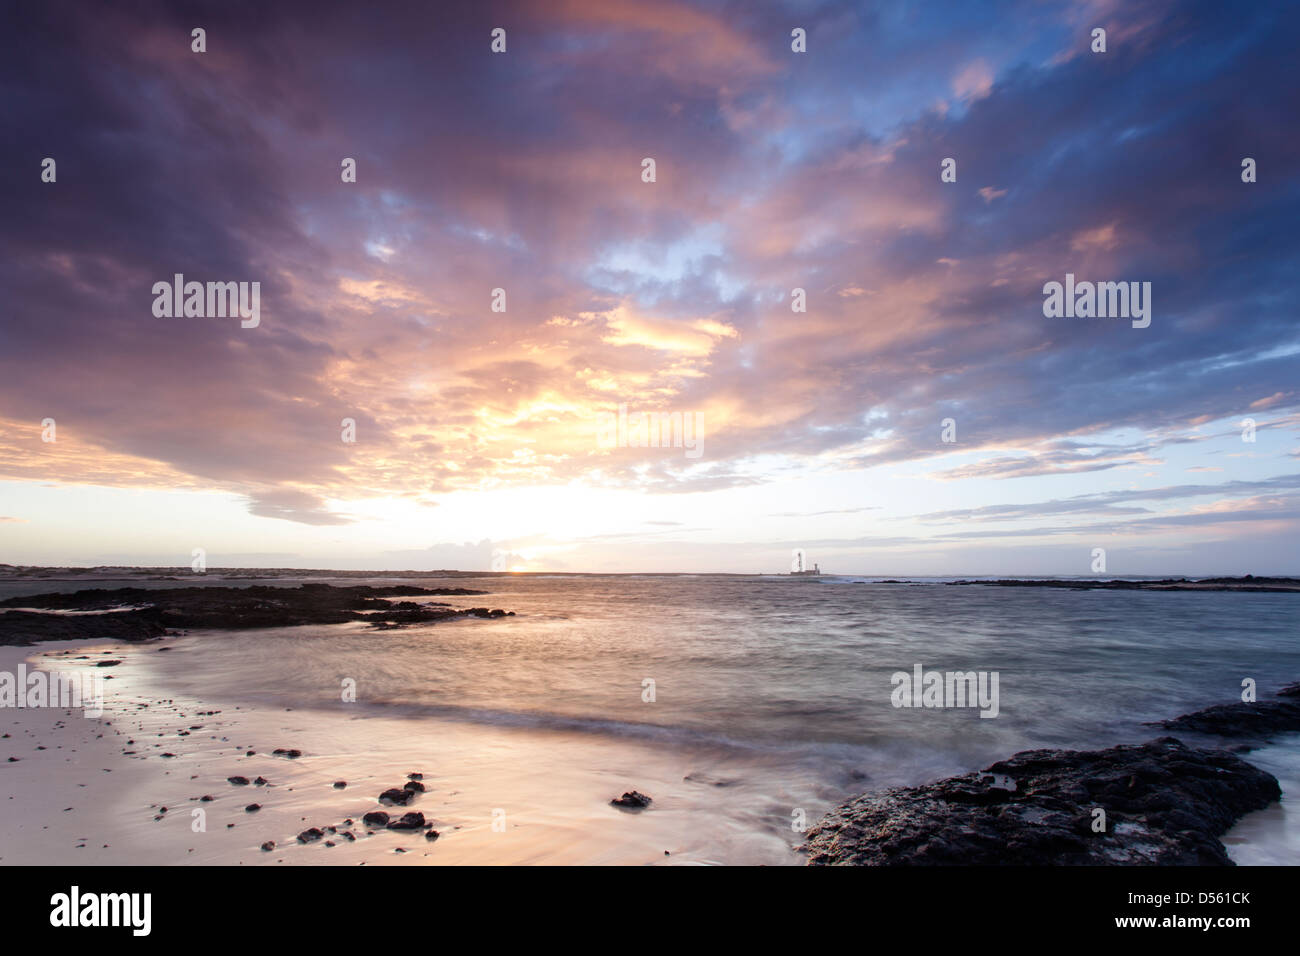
[[0, 564, 498, 581], [803, 681, 1300, 865], [0, 583, 514, 645], [1159, 681, 1300, 737], [943, 575, 1300, 592]]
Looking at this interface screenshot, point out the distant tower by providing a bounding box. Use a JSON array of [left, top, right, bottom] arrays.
[[789, 552, 821, 575]]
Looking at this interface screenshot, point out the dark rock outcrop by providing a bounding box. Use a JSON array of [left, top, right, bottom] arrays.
[[0, 583, 509, 644], [1160, 693, 1300, 739], [803, 737, 1279, 866], [0, 609, 167, 645], [947, 576, 1300, 592], [1164, 697, 1300, 743]]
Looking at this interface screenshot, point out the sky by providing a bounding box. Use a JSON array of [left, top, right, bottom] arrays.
[[1, 0, 1298, 575]]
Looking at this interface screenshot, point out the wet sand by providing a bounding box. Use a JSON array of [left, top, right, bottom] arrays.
[[0, 640, 815, 865]]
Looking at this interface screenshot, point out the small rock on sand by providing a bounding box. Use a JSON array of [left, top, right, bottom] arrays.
[[611, 791, 653, 809], [387, 811, 425, 831]]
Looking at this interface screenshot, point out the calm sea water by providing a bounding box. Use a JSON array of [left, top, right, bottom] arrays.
[[6, 573, 1298, 789]]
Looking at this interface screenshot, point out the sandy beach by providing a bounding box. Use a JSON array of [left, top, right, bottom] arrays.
[[0, 638, 818, 866]]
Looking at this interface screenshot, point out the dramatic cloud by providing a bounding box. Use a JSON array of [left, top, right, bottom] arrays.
[[1, 0, 1296, 572]]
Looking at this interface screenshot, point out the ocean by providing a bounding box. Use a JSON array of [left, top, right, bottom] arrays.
[[3, 572, 1298, 864]]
